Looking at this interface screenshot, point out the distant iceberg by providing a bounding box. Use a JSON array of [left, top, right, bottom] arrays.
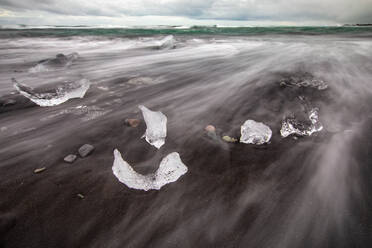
[[112, 149, 188, 191], [281, 108, 323, 137], [240, 120, 272, 145], [157, 35, 176, 49], [139, 105, 167, 149], [29, 53, 79, 73], [13, 78, 90, 107]]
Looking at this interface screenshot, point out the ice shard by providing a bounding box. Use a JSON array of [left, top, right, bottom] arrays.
[[279, 74, 328, 90], [13, 78, 90, 107], [29, 53, 79, 73], [157, 35, 176, 49], [139, 105, 167, 149], [240, 120, 272, 145], [112, 149, 188, 191], [280, 108, 323, 138]]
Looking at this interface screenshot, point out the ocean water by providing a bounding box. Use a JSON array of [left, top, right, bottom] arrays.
[[1, 25, 372, 38], [1, 27, 372, 248]]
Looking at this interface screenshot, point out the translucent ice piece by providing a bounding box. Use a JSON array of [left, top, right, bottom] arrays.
[[157, 35, 176, 49], [112, 149, 188, 191], [280, 108, 323, 138], [13, 78, 90, 107], [279, 74, 328, 90], [240, 120, 272, 145], [29, 53, 79, 73], [139, 105, 167, 149]]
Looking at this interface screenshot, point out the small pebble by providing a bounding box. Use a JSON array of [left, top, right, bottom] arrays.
[[64, 154, 77, 163], [204, 125, 216, 133], [34, 167, 46, 174], [78, 144, 95, 158], [222, 135, 238, 143], [204, 125, 218, 140], [125, 118, 140, 127]]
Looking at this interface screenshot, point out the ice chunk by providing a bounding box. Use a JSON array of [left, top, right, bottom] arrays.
[[29, 64, 49, 73], [280, 108, 323, 138], [13, 78, 90, 107], [279, 74, 328, 90], [157, 35, 176, 49], [139, 105, 167, 149], [112, 149, 188, 191], [29, 53, 79, 73], [240, 120, 272, 145]]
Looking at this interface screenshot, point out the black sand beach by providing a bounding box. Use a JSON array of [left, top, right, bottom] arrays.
[[1, 32, 372, 247]]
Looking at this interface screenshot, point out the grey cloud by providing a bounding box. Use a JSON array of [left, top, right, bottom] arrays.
[[0, 0, 371, 24]]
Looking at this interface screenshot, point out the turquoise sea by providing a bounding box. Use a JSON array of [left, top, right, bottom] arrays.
[[1, 25, 372, 37]]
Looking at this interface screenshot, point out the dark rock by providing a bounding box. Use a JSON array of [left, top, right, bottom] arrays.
[[125, 118, 140, 127], [64, 154, 77, 163], [78, 144, 95, 157]]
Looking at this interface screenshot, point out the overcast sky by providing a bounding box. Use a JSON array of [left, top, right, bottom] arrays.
[[0, 0, 371, 26]]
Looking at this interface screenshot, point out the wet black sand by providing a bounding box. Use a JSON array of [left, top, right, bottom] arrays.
[[1, 35, 372, 248]]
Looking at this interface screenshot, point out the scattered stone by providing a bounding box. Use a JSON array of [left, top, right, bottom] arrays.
[[64, 154, 77, 163], [204, 125, 216, 133], [222, 135, 238, 143], [204, 125, 218, 140], [78, 144, 95, 157], [34, 167, 46, 174], [77, 193, 85, 199], [125, 118, 140, 127]]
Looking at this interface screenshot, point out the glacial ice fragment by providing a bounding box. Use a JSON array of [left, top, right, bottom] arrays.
[[29, 53, 79, 73], [240, 120, 272, 145], [280, 108, 323, 138], [112, 149, 188, 191], [157, 35, 176, 49], [13, 78, 90, 107], [139, 105, 167, 149], [279, 74, 328, 90]]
